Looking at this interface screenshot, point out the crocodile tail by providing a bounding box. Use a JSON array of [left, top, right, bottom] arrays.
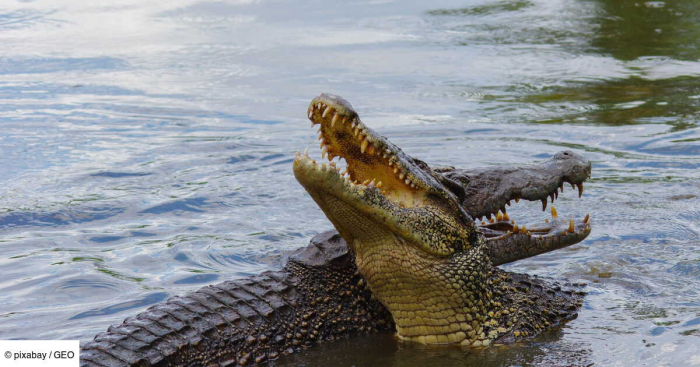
[[80, 270, 302, 366]]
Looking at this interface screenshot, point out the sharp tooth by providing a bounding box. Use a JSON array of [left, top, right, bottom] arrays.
[[319, 140, 324, 149], [496, 211, 503, 221], [550, 193, 555, 203], [584, 213, 590, 224], [551, 205, 558, 218], [322, 106, 331, 117], [388, 161, 393, 166], [370, 179, 376, 186], [321, 150, 327, 160], [351, 121, 357, 128], [405, 178, 410, 185], [304, 147, 309, 156], [358, 134, 365, 141], [316, 103, 322, 110], [385, 149, 391, 155], [308, 110, 313, 119], [331, 114, 338, 127], [568, 219, 575, 233], [376, 181, 383, 188], [541, 199, 547, 211], [361, 140, 369, 153], [521, 225, 527, 233], [577, 183, 584, 198], [503, 212, 510, 221], [394, 167, 399, 174], [515, 197, 520, 203], [399, 173, 405, 179], [363, 179, 370, 185], [489, 218, 495, 224], [368, 145, 375, 155], [513, 225, 520, 234]]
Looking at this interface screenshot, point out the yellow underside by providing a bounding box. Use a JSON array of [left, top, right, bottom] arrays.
[[354, 236, 508, 346]]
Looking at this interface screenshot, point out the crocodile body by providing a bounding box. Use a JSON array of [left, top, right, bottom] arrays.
[[81, 232, 583, 367], [81, 94, 592, 366]]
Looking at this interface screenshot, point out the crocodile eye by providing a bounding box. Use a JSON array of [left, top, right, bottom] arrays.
[[555, 151, 574, 160]]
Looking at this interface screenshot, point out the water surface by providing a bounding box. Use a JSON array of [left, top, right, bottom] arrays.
[[1, 0, 699, 365]]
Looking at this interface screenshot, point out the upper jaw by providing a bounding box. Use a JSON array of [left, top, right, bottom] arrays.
[[307, 93, 445, 200], [440, 150, 592, 222]]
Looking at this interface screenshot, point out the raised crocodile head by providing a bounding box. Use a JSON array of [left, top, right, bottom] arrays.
[[293, 93, 591, 346]]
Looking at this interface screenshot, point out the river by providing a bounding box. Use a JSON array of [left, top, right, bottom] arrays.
[[1, 0, 699, 365]]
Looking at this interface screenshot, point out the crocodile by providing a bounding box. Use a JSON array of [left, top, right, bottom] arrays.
[[81, 94, 591, 366]]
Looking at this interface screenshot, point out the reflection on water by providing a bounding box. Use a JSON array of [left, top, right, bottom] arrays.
[[0, 0, 699, 365], [590, 0, 700, 61]]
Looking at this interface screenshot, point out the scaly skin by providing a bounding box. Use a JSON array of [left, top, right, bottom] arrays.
[[81, 94, 592, 366], [294, 93, 591, 346], [81, 231, 394, 367]]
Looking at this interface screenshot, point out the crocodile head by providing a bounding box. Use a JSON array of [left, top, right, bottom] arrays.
[[293, 93, 591, 346]]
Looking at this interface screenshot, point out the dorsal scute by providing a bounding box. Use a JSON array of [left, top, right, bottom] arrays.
[[289, 230, 352, 268]]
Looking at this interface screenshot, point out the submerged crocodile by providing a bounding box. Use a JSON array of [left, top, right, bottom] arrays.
[[81, 94, 592, 366]]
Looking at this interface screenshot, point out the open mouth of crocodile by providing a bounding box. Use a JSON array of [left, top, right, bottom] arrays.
[[293, 94, 590, 257]]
